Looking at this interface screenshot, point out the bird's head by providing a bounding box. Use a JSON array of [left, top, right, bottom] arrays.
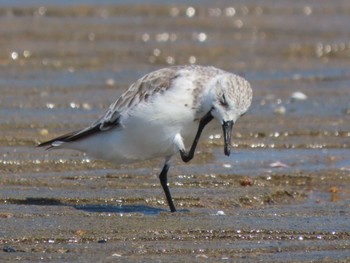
[[208, 74, 252, 156]]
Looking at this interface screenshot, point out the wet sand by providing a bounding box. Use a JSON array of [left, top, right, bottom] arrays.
[[1, 1, 350, 262]]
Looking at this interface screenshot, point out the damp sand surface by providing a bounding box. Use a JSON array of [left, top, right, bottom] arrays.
[[1, 1, 350, 262]]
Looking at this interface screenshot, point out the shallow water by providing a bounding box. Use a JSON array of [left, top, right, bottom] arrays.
[[1, 0, 350, 262]]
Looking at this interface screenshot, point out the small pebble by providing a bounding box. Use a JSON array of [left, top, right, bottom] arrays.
[[82, 103, 92, 110], [3, 246, 16, 253], [340, 166, 350, 171], [269, 161, 288, 168], [75, 229, 86, 236], [105, 78, 115, 86], [0, 213, 13, 218], [216, 210, 226, 216], [239, 177, 252, 186], [274, 105, 286, 115], [39, 129, 49, 136], [291, 91, 307, 101]]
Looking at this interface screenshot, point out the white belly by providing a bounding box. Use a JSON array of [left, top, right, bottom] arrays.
[[62, 79, 222, 164], [67, 117, 202, 164]]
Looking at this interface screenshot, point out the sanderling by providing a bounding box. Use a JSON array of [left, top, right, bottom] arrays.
[[39, 65, 252, 212]]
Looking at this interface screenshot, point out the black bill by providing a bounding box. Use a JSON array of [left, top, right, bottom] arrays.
[[222, 120, 233, 156]]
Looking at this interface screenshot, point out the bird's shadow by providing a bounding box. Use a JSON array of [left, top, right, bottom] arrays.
[[9, 197, 168, 215]]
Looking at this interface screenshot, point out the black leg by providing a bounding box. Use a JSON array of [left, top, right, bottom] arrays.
[[159, 163, 176, 212], [180, 110, 213, 162]]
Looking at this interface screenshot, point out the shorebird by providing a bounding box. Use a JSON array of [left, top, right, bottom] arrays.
[[39, 65, 252, 212]]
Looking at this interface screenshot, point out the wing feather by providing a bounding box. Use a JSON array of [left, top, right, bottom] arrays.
[[38, 67, 179, 147]]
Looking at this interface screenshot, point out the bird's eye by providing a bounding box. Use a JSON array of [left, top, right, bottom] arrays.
[[220, 94, 228, 106]]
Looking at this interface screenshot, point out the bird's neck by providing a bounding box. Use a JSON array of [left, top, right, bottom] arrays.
[[195, 85, 216, 119]]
